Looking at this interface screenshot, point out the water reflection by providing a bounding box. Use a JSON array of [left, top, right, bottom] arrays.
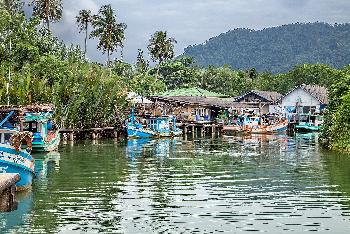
[[1, 135, 350, 233], [126, 138, 178, 160], [0, 152, 60, 232]]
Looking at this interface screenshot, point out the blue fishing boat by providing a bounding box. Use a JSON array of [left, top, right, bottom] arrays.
[[126, 110, 182, 138], [22, 112, 60, 152], [0, 112, 34, 190]]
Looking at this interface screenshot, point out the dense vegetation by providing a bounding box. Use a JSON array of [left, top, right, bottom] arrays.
[[0, 6, 164, 129], [0, 2, 349, 152], [154, 57, 342, 95], [183, 23, 350, 73], [321, 66, 350, 152]]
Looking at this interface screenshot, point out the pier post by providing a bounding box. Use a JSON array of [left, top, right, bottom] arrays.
[[114, 130, 118, 139], [0, 174, 20, 212], [92, 132, 96, 140], [192, 125, 195, 138], [69, 132, 74, 141], [62, 133, 67, 141], [212, 125, 215, 137]]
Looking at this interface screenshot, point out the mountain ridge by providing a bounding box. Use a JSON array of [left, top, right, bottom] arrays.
[[182, 22, 350, 73]]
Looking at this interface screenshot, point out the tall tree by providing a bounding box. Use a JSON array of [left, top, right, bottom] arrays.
[[147, 31, 176, 78], [90, 4, 126, 66], [0, 0, 24, 14], [135, 49, 149, 74], [76, 9, 92, 56], [31, 0, 63, 31], [147, 31, 177, 65]]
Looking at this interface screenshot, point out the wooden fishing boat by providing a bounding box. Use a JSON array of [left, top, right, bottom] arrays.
[[265, 120, 289, 133], [126, 110, 182, 138], [222, 125, 243, 132], [0, 129, 34, 190], [22, 112, 60, 152], [0, 105, 60, 152], [223, 116, 288, 134], [295, 115, 323, 132]]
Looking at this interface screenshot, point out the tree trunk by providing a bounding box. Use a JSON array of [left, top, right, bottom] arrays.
[[84, 24, 88, 56], [120, 46, 124, 61], [107, 49, 110, 66], [156, 57, 163, 80], [45, 0, 50, 31]]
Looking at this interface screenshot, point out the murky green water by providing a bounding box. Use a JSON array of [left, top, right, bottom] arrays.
[[1, 133, 350, 233]]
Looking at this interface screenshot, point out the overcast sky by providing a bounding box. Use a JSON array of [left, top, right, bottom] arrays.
[[27, 0, 350, 64]]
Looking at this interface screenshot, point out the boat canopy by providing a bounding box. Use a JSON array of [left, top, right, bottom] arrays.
[[23, 112, 53, 122]]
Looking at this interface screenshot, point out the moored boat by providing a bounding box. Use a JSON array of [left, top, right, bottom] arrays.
[[0, 105, 60, 152], [0, 129, 34, 190], [223, 115, 288, 134], [295, 114, 323, 132], [126, 110, 182, 138], [22, 112, 60, 152]]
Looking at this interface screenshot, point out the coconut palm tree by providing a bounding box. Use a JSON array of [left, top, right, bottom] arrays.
[[76, 9, 92, 56], [0, 0, 24, 14], [31, 0, 63, 31], [90, 4, 126, 66], [147, 31, 177, 77], [148, 31, 177, 64]]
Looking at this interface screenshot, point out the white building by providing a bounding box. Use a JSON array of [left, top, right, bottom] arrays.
[[281, 84, 328, 115]]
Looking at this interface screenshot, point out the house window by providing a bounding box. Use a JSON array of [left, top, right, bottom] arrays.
[[303, 106, 310, 114]]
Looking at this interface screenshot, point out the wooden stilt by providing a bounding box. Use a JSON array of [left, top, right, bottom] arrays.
[[69, 132, 74, 141]]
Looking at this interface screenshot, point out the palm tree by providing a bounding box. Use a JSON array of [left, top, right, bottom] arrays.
[[76, 9, 92, 56], [147, 31, 177, 64], [0, 0, 24, 14], [147, 31, 177, 77], [90, 4, 126, 66], [31, 0, 63, 31]]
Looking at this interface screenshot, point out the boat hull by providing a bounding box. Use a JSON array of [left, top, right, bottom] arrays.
[[266, 121, 289, 133], [127, 126, 182, 138], [31, 131, 61, 152], [224, 121, 288, 134], [223, 125, 243, 132], [295, 125, 321, 132], [0, 144, 35, 190]]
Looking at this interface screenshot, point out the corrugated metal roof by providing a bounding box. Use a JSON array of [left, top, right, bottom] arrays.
[[235, 90, 283, 103]]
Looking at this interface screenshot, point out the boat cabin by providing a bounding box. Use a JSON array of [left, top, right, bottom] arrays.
[[144, 117, 176, 133], [0, 129, 17, 145], [22, 112, 54, 145]]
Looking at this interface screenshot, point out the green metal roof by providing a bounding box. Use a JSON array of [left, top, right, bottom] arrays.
[[158, 87, 227, 97]]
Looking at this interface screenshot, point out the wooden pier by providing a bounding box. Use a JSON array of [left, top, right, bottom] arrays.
[[60, 127, 119, 141], [177, 122, 223, 138], [0, 173, 20, 212], [59, 121, 223, 141]]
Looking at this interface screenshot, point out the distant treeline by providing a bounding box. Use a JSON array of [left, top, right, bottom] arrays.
[[183, 22, 350, 73]]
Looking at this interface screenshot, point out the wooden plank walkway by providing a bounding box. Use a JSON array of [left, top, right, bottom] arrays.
[[0, 173, 20, 212]]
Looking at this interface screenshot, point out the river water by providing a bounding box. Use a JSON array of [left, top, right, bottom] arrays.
[[1, 133, 350, 233]]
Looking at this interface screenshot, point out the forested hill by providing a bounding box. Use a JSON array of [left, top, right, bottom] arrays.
[[182, 22, 350, 73]]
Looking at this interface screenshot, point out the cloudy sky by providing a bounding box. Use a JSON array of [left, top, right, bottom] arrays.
[[27, 0, 350, 64]]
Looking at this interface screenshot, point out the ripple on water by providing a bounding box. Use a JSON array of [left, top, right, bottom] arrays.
[[1, 135, 350, 233]]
